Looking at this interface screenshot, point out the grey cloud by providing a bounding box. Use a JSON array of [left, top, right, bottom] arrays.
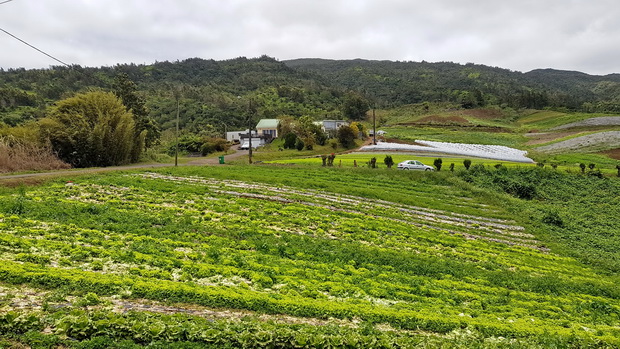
[[1, 0, 619, 74]]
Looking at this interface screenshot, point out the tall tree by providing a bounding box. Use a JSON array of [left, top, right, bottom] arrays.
[[341, 92, 369, 120], [113, 73, 160, 156]]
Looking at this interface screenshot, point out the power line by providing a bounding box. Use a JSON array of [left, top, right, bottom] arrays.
[[0, 0, 15, 5], [0, 27, 71, 67]]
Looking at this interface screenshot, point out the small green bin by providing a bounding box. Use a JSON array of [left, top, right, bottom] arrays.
[[218, 155, 225, 164]]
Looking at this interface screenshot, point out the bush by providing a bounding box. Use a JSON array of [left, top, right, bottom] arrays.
[[329, 139, 338, 150], [295, 139, 305, 151], [384, 155, 394, 168], [369, 157, 377, 169], [433, 158, 443, 171], [463, 159, 472, 170], [449, 163, 455, 172], [283, 133, 297, 149], [201, 138, 230, 156], [542, 210, 564, 227], [336, 125, 356, 148], [327, 153, 336, 166]]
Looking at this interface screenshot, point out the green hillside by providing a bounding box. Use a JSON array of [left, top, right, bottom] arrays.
[[1, 166, 620, 347], [3, 56, 620, 131]]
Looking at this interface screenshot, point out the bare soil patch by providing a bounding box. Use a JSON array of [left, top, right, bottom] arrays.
[[600, 148, 620, 160], [415, 115, 470, 124], [462, 109, 503, 120]]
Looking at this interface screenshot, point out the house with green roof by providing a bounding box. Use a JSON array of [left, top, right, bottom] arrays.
[[256, 119, 279, 139]]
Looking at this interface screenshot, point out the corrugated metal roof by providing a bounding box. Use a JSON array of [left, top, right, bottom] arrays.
[[256, 119, 279, 129]]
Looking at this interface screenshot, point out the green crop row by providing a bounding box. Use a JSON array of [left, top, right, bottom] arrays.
[[2, 309, 610, 349]]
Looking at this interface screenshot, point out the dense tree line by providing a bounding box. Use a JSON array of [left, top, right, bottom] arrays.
[[285, 58, 620, 112], [2, 56, 620, 134]]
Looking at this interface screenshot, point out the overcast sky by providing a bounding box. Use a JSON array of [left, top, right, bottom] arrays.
[[1, 0, 619, 75]]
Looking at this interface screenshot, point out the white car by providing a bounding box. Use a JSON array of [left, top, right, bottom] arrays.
[[397, 160, 435, 171]]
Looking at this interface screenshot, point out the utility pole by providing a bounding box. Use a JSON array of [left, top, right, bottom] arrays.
[[248, 99, 253, 164], [372, 103, 376, 145], [175, 96, 180, 167]]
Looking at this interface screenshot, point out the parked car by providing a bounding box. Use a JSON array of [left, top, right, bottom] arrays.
[[397, 160, 435, 171]]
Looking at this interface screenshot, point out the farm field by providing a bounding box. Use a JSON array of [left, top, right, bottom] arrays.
[[267, 153, 529, 170], [1, 166, 620, 347]]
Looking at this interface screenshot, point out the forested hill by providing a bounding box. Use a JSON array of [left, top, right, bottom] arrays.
[[0, 56, 345, 130], [2, 56, 620, 130], [285, 58, 620, 111]]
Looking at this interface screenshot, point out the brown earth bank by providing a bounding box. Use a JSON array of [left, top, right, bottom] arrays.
[[600, 148, 620, 160], [414, 115, 470, 124], [462, 108, 504, 120]]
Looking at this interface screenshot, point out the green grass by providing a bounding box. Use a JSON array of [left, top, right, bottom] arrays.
[[517, 111, 614, 131], [381, 127, 528, 148], [1, 166, 620, 347]]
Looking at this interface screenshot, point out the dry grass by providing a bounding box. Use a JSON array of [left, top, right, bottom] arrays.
[[0, 139, 70, 173]]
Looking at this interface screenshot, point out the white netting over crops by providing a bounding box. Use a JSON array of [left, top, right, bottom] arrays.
[[360, 140, 534, 163]]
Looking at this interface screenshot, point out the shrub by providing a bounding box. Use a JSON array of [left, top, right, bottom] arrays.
[[588, 169, 604, 178], [384, 155, 394, 168], [283, 133, 297, 149], [588, 163, 596, 170], [433, 158, 443, 171], [463, 159, 472, 170], [542, 210, 564, 227], [295, 139, 305, 151], [336, 125, 356, 148], [327, 153, 336, 166], [369, 157, 377, 169], [449, 163, 455, 172], [579, 163, 586, 173], [201, 138, 230, 156], [330, 139, 338, 150]]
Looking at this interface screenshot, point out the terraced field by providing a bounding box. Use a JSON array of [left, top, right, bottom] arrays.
[[1, 166, 619, 348]]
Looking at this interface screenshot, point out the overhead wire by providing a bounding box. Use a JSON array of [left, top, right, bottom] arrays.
[[0, 27, 72, 67], [0, 0, 16, 5]]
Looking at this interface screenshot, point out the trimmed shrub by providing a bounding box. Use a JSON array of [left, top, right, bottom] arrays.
[[433, 158, 443, 171], [463, 159, 472, 170], [384, 155, 394, 168]]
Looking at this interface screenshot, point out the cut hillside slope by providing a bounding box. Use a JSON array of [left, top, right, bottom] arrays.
[[551, 116, 620, 130], [535, 131, 620, 153]]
